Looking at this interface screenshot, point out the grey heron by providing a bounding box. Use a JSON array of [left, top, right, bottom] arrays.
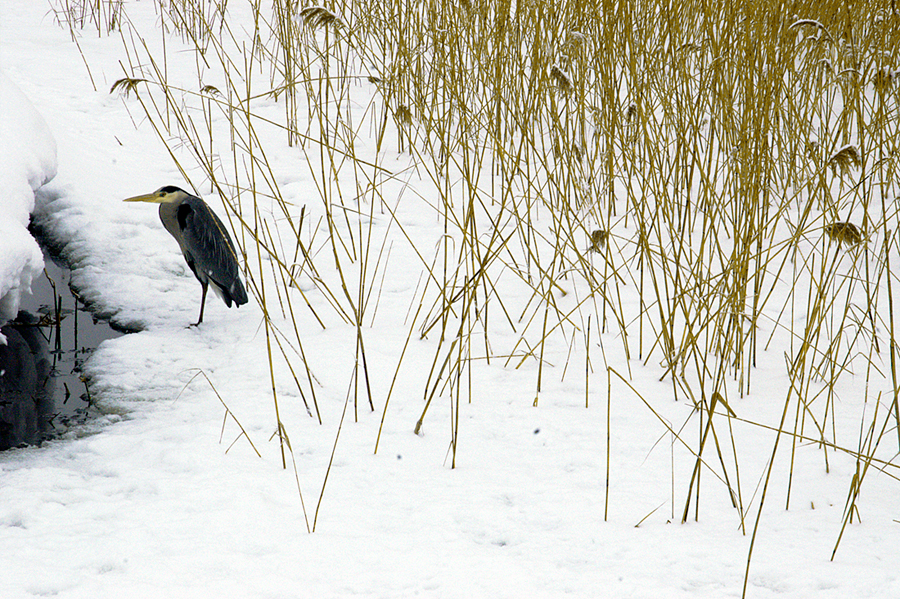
[[124, 186, 248, 325]]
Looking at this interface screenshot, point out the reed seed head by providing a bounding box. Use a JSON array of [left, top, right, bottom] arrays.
[[394, 105, 414, 127], [110, 77, 147, 97], [589, 229, 608, 252], [828, 144, 860, 174], [550, 64, 574, 94], [824, 221, 863, 246], [296, 6, 345, 31]]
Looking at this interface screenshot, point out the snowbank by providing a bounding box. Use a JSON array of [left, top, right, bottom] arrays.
[[0, 71, 56, 325]]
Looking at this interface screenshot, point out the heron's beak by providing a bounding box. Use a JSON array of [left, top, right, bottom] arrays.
[[123, 192, 165, 203]]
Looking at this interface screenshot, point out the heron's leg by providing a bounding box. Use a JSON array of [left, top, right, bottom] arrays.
[[193, 282, 208, 327]]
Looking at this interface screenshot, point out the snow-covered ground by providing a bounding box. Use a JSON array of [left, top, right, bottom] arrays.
[[1, 2, 898, 598]]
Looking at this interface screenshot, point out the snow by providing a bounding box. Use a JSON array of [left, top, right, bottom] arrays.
[[1, 3, 899, 599], [0, 72, 55, 326]]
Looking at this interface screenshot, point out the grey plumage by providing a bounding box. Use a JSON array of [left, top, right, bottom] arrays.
[[125, 186, 248, 325]]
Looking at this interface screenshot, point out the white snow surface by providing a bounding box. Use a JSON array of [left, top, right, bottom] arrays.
[[0, 3, 898, 599], [0, 71, 55, 325]]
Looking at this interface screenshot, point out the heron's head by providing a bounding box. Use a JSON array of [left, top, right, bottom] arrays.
[[123, 186, 190, 204]]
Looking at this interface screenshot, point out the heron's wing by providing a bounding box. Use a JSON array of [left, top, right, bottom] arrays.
[[178, 196, 249, 306]]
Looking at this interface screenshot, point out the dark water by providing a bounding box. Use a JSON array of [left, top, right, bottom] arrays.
[[0, 242, 122, 450]]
